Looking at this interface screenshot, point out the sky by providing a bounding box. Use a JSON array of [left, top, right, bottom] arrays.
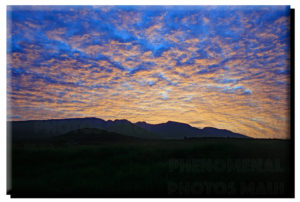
[[7, 6, 291, 139]]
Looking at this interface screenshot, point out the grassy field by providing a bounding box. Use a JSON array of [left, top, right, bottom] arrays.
[[8, 138, 293, 197]]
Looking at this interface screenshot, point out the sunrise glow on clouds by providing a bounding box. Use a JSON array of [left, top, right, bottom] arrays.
[[7, 6, 291, 138]]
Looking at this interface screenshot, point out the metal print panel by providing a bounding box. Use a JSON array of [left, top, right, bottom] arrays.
[[7, 5, 294, 198]]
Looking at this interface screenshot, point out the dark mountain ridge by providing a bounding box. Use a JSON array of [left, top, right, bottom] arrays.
[[135, 121, 250, 139], [9, 117, 156, 140], [8, 117, 251, 140], [135, 120, 202, 139]]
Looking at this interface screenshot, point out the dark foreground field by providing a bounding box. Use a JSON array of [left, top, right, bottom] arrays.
[[8, 138, 293, 197]]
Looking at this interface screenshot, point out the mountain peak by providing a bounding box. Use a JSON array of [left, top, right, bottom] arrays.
[[114, 119, 131, 123], [135, 121, 147, 124], [166, 121, 178, 124], [165, 121, 191, 126]]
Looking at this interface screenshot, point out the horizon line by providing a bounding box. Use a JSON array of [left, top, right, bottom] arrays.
[[6, 116, 290, 140]]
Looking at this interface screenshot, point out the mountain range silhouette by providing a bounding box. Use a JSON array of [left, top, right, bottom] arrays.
[[9, 117, 251, 140]]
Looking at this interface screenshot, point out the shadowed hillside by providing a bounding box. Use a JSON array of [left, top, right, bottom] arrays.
[[51, 128, 142, 145], [135, 121, 250, 139], [8, 119, 292, 198], [9, 118, 158, 140], [9, 118, 251, 140]]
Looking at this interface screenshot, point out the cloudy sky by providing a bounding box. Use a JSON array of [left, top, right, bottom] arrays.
[[7, 6, 291, 138]]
